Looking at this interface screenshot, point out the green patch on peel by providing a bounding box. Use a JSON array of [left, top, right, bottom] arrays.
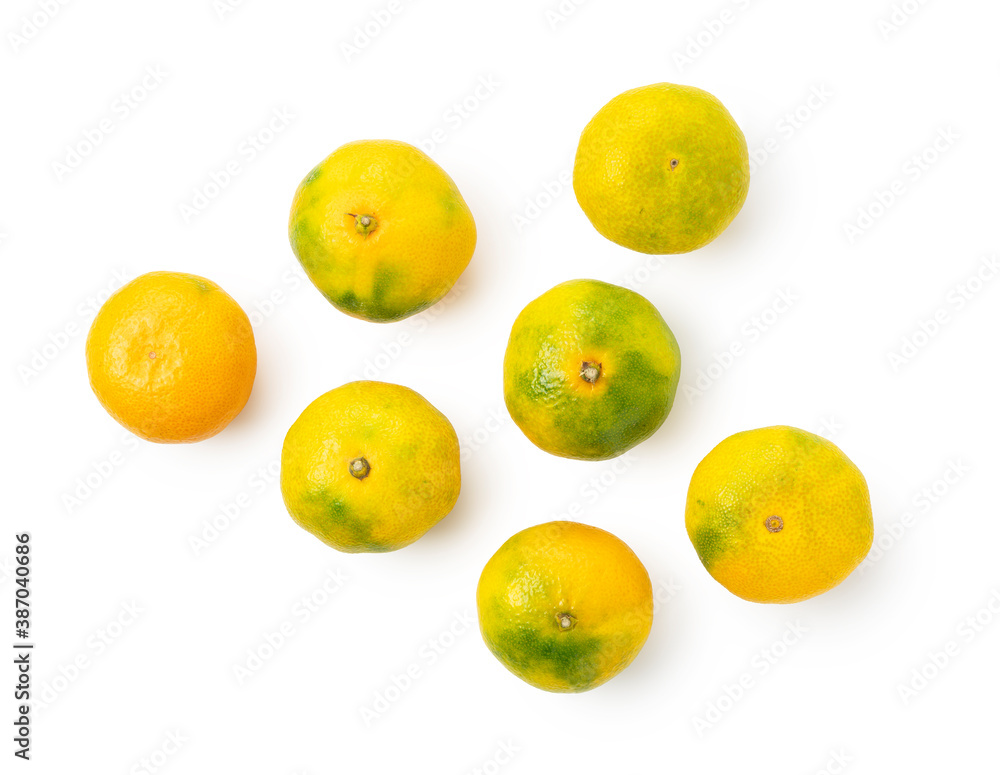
[[691, 502, 741, 571], [288, 219, 331, 275], [489, 624, 607, 691], [515, 362, 563, 407], [331, 290, 363, 316], [370, 264, 397, 311], [184, 276, 213, 293], [328, 264, 430, 322], [509, 325, 564, 405], [302, 164, 323, 186], [303, 490, 392, 552], [548, 348, 671, 459]]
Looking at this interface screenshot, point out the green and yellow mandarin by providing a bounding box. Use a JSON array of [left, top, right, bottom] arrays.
[[574, 82, 749, 254], [289, 140, 476, 322], [477, 521, 653, 693], [503, 279, 681, 460], [685, 426, 873, 604], [280, 381, 461, 553]]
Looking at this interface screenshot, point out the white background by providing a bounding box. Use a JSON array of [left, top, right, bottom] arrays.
[[4, 0, 1000, 772]]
